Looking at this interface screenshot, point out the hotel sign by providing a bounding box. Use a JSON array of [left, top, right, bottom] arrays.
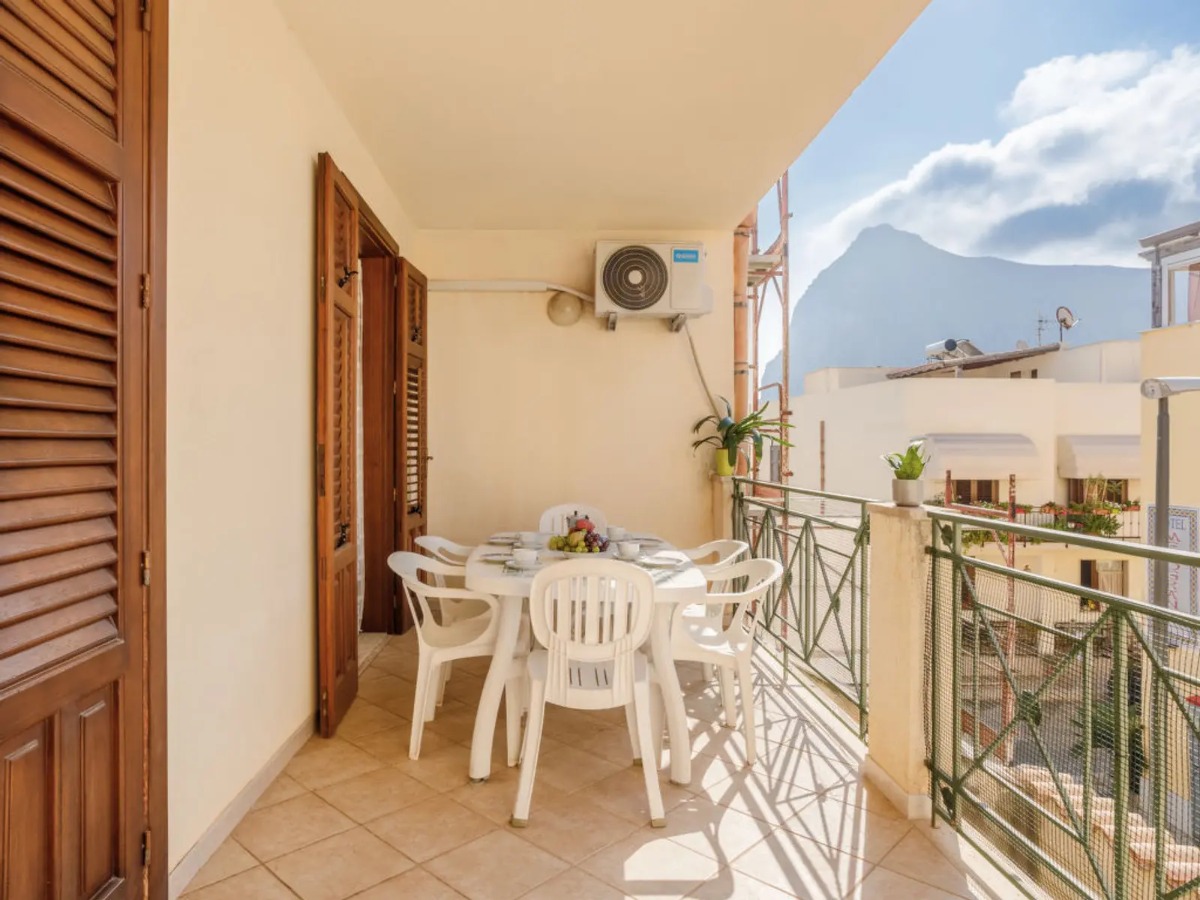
[[1149, 505, 1200, 642]]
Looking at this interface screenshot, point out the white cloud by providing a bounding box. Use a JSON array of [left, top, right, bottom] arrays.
[[786, 45, 1200, 328]]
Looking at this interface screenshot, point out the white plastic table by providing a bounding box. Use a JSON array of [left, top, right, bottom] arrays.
[[464, 535, 706, 785]]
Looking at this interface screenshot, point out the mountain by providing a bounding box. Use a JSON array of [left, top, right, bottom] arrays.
[[760, 225, 1147, 394]]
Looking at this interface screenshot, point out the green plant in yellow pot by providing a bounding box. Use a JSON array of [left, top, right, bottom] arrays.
[[692, 397, 791, 477]]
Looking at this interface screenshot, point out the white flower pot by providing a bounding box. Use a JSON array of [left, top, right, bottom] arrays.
[[892, 479, 924, 507]]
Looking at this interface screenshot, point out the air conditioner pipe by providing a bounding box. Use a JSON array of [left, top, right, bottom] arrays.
[[428, 280, 594, 304]]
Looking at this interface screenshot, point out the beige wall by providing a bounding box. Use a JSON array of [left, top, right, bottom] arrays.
[[789, 372, 1141, 505], [166, 0, 416, 868], [416, 231, 733, 549]]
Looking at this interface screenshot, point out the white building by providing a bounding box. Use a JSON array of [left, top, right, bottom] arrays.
[[782, 338, 1146, 607], [787, 338, 1142, 511]]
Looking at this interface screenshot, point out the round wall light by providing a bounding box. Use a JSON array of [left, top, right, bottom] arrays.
[[546, 290, 583, 326]]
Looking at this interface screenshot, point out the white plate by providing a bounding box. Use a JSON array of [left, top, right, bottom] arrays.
[[637, 557, 682, 569], [487, 537, 518, 546], [504, 559, 541, 571]]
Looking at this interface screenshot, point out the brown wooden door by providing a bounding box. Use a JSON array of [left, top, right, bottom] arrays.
[[315, 153, 360, 736], [395, 259, 428, 597], [0, 0, 157, 895], [391, 260, 427, 633]]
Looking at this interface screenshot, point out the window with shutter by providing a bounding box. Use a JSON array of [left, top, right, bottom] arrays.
[[1, 0, 162, 892]]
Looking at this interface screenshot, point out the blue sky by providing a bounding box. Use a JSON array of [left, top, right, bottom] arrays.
[[757, 0, 1200, 360]]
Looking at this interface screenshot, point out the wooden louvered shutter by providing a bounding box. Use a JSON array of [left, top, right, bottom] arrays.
[[395, 257, 427, 620], [0, 0, 157, 896], [315, 153, 360, 736]]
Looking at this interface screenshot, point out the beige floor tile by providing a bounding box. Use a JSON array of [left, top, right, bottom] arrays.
[[687, 867, 802, 899], [730, 831, 874, 898], [579, 830, 719, 898], [425, 704, 487, 745], [233, 793, 355, 861], [875, 831, 979, 898], [689, 768, 821, 827], [182, 866, 297, 900], [850, 866, 969, 899], [424, 830, 568, 900], [441, 672, 485, 705], [349, 867, 466, 899], [540, 706, 619, 743], [508, 788, 639, 864], [816, 777, 906, 820], [654, 797, 774, 864], [370, 648, 420, 681], [182, 838, 257, 893], [337, 701, 407, 740], [393, 742, 477, 792], [519, 867, 626, 899], [253, 774, 310, 811], [357, 674, 416, 718], [573, 724, 638, 767], [268, 827, 413, 900], [367, 795, 497, 862], [316, 767, 436, 823], [346, 724, 454, 765], [286, 739, 383, 791], [575, 768, 695, 827], [447, 777, 523, 826], [778, 793, 912, 863], [529, 739, 623, 794]]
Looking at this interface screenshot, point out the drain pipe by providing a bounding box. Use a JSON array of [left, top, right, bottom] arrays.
[[428, 280, 594, 303], [732, 211, 755, 427]]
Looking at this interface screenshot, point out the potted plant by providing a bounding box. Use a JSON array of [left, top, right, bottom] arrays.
[[883, 441, 929, 506], [692, 397, 791, 477]]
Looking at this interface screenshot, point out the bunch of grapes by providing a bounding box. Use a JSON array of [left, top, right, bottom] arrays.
[[581, 530, 609, 553]]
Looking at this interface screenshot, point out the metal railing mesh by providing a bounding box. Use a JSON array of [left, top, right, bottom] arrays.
[[733, 478, 870, 739], [927, 510, 1200, 899]]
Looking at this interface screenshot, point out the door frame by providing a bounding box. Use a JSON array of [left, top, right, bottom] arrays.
[[147, 3, 170, 894]]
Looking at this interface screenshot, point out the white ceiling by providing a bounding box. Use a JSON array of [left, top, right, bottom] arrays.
[[275, 0, 929, 230]]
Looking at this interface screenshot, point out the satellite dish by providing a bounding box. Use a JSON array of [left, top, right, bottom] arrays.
[[1015, 340, 1029, 350], [1056, 306, 1078, 330]]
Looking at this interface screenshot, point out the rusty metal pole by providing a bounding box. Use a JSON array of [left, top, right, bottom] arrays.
[[777, 174, 792, 481], [733, 211, 755, 473]]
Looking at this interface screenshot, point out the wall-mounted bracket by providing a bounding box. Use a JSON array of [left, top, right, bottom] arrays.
[[606, 313, 618, 332]]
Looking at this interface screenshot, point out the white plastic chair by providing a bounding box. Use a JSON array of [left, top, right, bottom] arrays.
[[388, 552, 526, 763], [671, 557, 783, 765], [412, 535, 488, 700], [538, 503, 608, 534], [679, 540, 749, 680], [511, 559, 664, 827], [414, 535, 475, 565], [681, 539, 748, 572]]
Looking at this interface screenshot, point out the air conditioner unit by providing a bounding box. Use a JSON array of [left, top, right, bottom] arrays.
[[594, 241, 712, 328]]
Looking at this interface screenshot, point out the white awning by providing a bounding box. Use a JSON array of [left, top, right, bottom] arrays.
[[1057, 435, 1141, 479], [915, 433, 1039, 480]]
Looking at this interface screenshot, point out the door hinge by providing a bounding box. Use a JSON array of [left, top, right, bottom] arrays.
[[320, 689, 329, 722], [319, 275, 326, 294], [141, 830, 151, 867], [393, 273, 399, 289], [139, 273, 151, 309], [392, 381, 397, 396], [316, 444, 325, 497], [140, 550, 151, 586], [140, 0, 151, 31], [393, 487, 398, 504]]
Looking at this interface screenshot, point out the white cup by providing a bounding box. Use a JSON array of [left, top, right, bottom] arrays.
[[616, 541, 640, 561], [519, 531, 540, 547], [607, 526, 627, 541], [512, 547, 538, 566]]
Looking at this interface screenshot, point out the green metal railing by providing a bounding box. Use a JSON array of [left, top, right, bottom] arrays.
[[927, 509, 1200, 899], [732, 478, 871, 739]]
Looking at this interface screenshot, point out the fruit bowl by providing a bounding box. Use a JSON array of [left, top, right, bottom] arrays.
[[546, 517, 609, 555]]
